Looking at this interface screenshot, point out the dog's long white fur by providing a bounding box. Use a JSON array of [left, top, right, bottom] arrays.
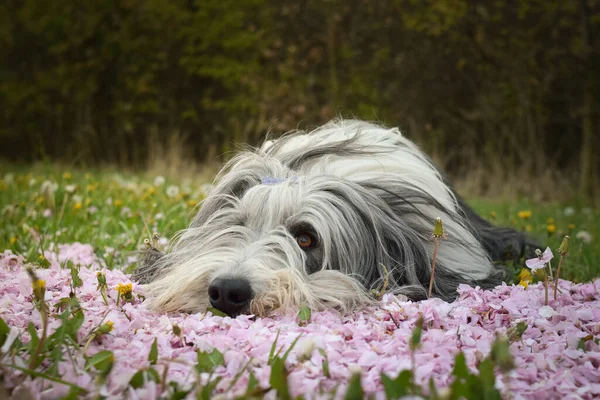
[[139, 120, 503, 316]]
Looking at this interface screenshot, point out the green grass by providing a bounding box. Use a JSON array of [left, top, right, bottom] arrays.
[[0, 164, 598, 283]]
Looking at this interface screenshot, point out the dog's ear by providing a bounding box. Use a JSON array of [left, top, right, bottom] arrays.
[[132, 247, 165, 284]]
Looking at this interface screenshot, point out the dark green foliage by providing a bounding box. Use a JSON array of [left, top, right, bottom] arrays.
[[198, 376, 222, 400], [410, 315, 424, 351], [196, 348, 225, 373], [129, 368, 160, 389], [85, 350, 114, 379], [0, 317, 9, 348], [148, 337, 159, 365], [269, 356, 291, 400], [344, 373, 364, 400], [0, 0, 597, 195], [298, 305, 311, 325], [246, 370, 259, 393], [490, 335, 514, 373], [381, 370, 413, 399], [26, 322, 42, 369], [207, 307, 227, 317], [318, 348, 330, 378], [69, 262, 83, 289]]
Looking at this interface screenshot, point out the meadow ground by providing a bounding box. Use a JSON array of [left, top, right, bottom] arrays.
[[1, 163, 597, 284], [0, 163, 599, 399]]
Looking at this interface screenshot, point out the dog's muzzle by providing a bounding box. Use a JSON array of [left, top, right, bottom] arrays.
[[208, 277, 253, 316]]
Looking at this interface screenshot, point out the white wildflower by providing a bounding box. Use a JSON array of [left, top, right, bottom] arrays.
[[575, 231, 592, 244], [166, 185, 180, 198], [42, 209, 53, 218], [296, 338, 316, 362], [65, 184, 77, 193], [348, 363, 362, 375], [40, 180, 58, 194], [563, 207, 575, 216], [154, 176, 166, 186]]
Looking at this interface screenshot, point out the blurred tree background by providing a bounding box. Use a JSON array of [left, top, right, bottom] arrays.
[[1, 0, 598, 200]]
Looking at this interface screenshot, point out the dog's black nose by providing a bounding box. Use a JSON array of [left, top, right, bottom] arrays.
[[208, 278, 253, 316]]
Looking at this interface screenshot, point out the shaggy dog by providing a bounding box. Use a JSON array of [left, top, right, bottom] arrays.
[[134, 120, 535, 317]]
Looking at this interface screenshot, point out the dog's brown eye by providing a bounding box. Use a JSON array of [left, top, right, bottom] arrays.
[[296, 233, 314, 249]]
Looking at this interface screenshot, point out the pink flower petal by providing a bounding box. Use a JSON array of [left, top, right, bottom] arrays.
[[1, 245, 599, 399]]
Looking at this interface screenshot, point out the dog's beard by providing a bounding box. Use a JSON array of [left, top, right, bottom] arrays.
[[141, 241, 377, 317]]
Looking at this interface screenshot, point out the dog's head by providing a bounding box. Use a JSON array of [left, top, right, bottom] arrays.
[[136, 151, 438, 316]]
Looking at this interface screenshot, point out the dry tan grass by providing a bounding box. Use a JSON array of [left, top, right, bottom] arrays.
[[145, 130, 219, 185], [141, 127, 590, 204]]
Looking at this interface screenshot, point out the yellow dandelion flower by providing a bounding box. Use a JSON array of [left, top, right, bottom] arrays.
[[142, 187, 156, 200], [517, 210, 532, 220], [547, 217, 555, 224], [97, 320, 115, 334], [187, 199, 198, 208], [114, 199, 123, 207], [568, 223, 575, 230], [74, 202, 82, 210], [489, 211, 497, 218], [32, 279, 45, 289], [32, 279, 46, 301], [38, 254, 45, 260], [517, 268, 532, 283], [116, 282, 133, 300], [86, 183, 98, 192], [518, 280, 529, 289], [547, 224, 556, 234], [10, 237, 17, 245], [63, 172, 72, 180], [37, 196, 45, 204]]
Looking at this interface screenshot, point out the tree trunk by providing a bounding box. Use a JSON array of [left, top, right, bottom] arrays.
[[578, 0, 598, 201], [327, 16, 339, 107]]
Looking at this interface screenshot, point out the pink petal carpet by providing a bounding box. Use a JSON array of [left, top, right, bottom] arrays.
[[1, 244, 599, 399]]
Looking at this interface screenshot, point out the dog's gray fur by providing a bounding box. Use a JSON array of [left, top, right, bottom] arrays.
[[134, 120, 536, 316]]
